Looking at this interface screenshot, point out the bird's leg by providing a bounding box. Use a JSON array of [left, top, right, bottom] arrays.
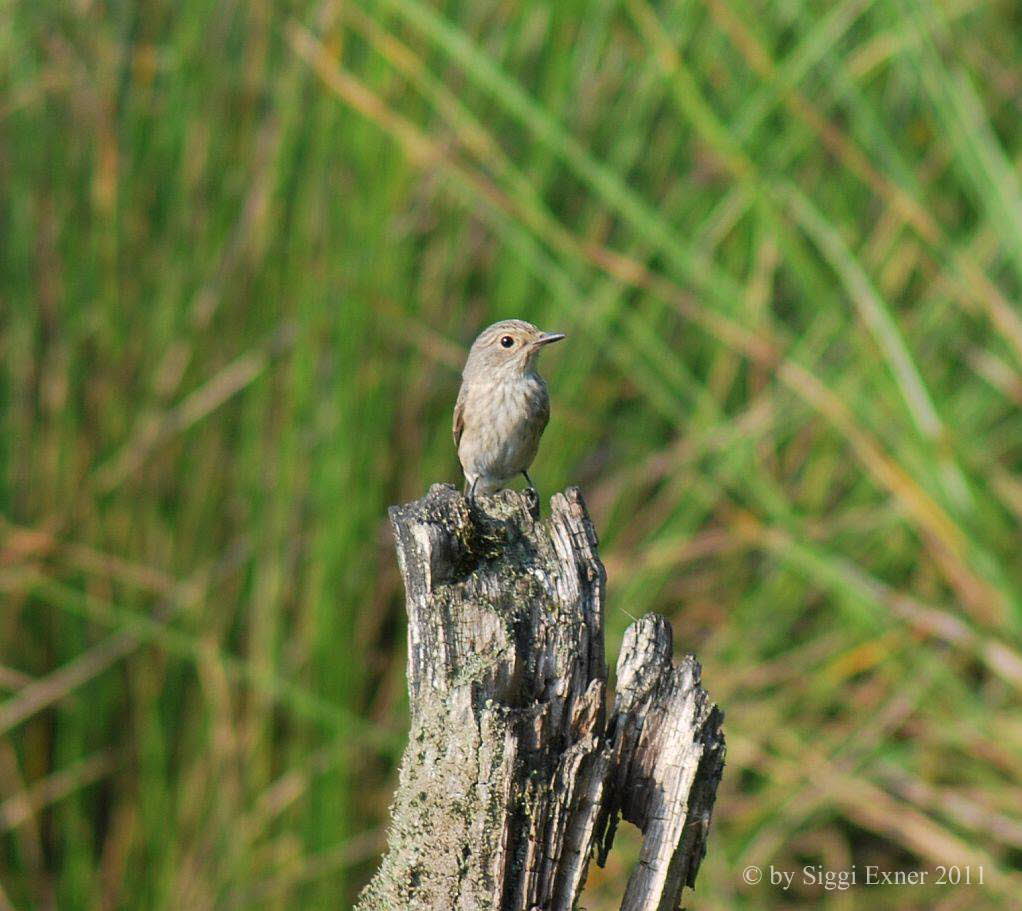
[[521, 470, 540, 519], [467, 477, 478, 504]]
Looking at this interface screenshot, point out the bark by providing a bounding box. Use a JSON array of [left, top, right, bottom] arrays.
[[357, 484, 724, 911]]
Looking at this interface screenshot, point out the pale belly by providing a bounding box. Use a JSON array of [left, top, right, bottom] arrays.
[[458, 376, 548, 490]]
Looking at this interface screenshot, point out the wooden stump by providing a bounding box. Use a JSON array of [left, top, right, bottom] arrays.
[[357, 484, 724, 911]]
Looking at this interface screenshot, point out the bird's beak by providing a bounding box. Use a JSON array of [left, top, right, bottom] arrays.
[[534, 332, 566, 347]]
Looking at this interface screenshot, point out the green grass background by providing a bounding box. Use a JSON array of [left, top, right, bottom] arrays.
[[3, 0, 1022, 907]]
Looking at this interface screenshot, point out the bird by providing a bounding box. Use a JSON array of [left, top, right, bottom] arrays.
[[453, 319, 565, 501]]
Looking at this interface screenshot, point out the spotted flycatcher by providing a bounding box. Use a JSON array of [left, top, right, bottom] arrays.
[[453, 319, 565, 499]]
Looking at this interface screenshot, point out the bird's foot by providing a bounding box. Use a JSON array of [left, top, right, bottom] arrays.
[[523, 485, 540, 520], [518, 471, 540, 518]]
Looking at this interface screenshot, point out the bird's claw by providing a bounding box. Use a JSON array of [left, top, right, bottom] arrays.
[[523, 485, 540, 520]]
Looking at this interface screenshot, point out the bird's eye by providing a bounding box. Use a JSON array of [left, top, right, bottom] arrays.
[[500, 335, 514, 348]]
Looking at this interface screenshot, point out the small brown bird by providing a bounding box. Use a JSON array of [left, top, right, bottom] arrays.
[[454, 319, 565, 499]]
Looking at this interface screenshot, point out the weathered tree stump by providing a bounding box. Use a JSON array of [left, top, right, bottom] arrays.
[[357, 484, 724, 911]]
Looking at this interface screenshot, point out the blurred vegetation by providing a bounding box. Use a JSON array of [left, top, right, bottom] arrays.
[[2, 0, 1022, 908]]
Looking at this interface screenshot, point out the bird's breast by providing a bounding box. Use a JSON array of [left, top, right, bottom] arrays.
[[459, 374, 549, 479], [489, 374, 545, 418]]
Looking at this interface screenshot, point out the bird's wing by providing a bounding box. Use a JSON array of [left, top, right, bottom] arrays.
[[536, 380, 550, 432], [452, 385, 466, 449]]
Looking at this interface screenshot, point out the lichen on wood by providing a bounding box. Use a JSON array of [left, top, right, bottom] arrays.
[[357, 484, 724, 911]]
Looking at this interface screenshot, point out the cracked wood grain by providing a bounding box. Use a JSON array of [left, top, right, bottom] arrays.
[[356, 484, 724, 911]]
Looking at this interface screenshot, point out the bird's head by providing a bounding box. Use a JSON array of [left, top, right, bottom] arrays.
[[463, 319, 566, 378]]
